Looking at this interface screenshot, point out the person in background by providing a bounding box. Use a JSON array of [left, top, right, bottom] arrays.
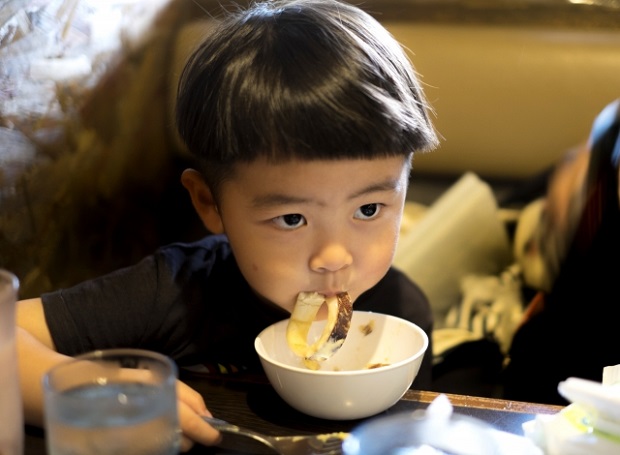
[[16, 0, 439, 450], [506, 99, 620, 404]]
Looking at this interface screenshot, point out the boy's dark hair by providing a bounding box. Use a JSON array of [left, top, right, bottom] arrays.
[[176, 0, 438, 198]]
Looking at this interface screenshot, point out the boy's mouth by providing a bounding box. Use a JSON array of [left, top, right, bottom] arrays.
[[314, 290, 345, 298], [308, 284, 350, 298]]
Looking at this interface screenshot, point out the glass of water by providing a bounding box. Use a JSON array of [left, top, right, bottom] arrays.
[[0, 270, 23, 455], [43, 349, 181, 455]]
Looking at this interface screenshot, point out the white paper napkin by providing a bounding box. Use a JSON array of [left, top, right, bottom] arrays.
[[522, 365, 620, 454]]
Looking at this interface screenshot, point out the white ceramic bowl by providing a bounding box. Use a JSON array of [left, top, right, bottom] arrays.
[[254, 311, 428, 420]]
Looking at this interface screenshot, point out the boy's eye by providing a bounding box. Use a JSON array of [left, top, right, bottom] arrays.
[[273, 213, 306, 229], [354, 203, 382, 220]]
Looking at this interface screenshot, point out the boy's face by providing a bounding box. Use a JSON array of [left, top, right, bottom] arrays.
[[213, 155, 411, 313]]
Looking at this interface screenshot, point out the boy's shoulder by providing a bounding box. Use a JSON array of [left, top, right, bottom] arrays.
[[159, 233, 231, 253], [356, 267, 433, 331], [372, 267, 428, 301], [156, 234, 233, 264], [148, 234, 238, 284]]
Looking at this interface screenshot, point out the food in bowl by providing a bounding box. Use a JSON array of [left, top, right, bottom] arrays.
[[286, 292, 353, 369], [255, 311, 428, 420]]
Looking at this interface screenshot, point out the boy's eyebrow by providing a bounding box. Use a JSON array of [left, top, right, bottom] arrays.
[[349, 178, 404, 199], [250, 177, 403, 208], [251, 194, 311, 208]]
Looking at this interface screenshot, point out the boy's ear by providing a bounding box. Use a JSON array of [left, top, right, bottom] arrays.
[[181, 169, 224, 234]]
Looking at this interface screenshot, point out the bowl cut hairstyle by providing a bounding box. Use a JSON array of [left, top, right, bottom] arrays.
[[176, 0, 438, 196]]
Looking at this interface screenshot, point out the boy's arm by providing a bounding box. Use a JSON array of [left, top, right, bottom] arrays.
[[15, 298, 221, 451], [16, 298, 72, 426]]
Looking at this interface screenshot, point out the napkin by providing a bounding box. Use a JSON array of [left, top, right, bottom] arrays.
[[523, 365, 620, 454], [393, 172, 513, 327]]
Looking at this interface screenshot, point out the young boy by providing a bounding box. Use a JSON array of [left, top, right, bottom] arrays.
[[17, 0, 439, 450]]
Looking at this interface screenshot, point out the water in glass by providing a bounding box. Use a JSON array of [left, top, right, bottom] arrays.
[[44, 349, 180, 455]]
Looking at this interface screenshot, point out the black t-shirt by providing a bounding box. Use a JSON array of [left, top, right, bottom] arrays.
[[42, 234, 434, 389]]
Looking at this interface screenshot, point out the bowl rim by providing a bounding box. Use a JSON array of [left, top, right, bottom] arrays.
[[254, 310, 429, 376]]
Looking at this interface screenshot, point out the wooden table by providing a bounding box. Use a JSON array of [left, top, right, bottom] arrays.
[[24, 372, 563, 454]]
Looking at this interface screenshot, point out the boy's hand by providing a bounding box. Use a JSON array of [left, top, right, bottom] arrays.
[[176, 380, 222, 452]]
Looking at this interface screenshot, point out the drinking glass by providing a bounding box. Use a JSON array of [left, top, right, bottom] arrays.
[[0, 269, 23, 455], [43, 349, 181, 455]]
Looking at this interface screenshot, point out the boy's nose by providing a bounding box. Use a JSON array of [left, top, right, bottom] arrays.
[[309, 243, 353, 272]]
